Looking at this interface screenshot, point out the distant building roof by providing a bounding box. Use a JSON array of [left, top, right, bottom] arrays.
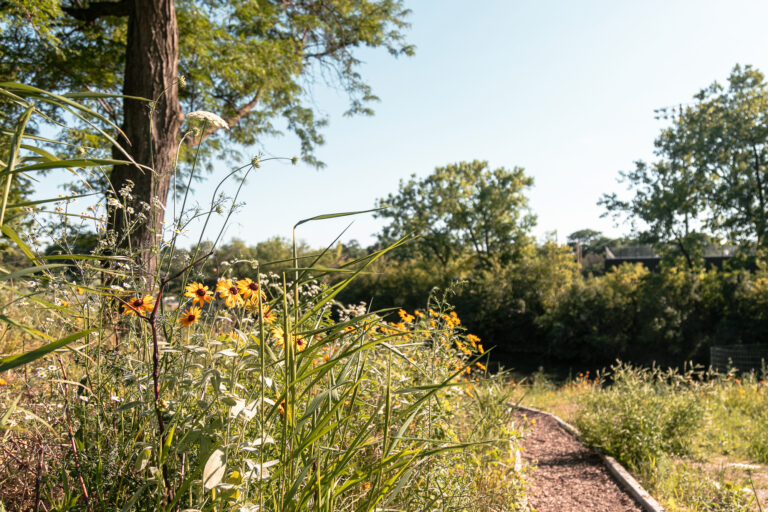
[[604, 244, 736, 271]]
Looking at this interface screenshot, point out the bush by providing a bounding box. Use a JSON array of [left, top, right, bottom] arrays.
[[574, 364, 703, 476]]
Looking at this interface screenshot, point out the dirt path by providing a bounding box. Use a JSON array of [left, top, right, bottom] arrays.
[[515, 409, 644, 512]]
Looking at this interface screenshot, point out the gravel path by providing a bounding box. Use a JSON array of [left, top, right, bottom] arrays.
[[515, 409, 644, 512]]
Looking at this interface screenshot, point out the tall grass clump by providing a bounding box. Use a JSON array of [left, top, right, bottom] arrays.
[[0, 81, 527, 511]]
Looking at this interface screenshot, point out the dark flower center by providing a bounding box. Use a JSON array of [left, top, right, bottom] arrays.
[[133, 299, 143, 307], [248, 282, 259, 291], [229, 286, 238, 295], [196, 288, 206, 297]]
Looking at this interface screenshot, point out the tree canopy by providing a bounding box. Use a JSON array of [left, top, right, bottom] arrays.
[[2, 0, 413, 273], [2, 0, 413, 166], [601, 65, 768, 262], [376, 160, 536, 267]]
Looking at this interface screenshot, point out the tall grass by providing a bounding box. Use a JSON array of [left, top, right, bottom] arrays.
[[0, 82, 527, 511]]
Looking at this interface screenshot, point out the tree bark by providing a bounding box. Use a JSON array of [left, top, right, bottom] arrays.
[[109, 0, 183, 282]]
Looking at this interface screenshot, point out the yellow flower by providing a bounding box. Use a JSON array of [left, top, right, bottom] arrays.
[[178, 306, 201, 326], [260, 305, 276, 325], [277, 399, 286, 417], [414, 309, 424, 318], [248, 303, 276, 324], [271, 327, 285, 347], [428, 308, 438, 317], [0, 377, 6, 386], [236, 277, 266, 303], [216, 279, 243, 308], [295, 336, 308, 352], [466, 334, 481, 344], [76, 286, 85, 295], [475, 362, 487, 371], [122, 295, 155, 316], [398, 309, 415, 323], [184, 282, 213, 306]]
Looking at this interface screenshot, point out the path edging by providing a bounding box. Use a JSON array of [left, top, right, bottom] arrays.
[[515, 405, 665, 512]]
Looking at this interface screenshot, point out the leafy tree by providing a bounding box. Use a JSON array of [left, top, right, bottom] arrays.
[[601, 65, 768, 264], [2, 0, 413, 271], [376, 160, 536, 269]]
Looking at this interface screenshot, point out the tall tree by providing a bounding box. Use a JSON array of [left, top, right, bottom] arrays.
[[376, 160, 536, 267], [601, 65, 768, 261], [1, 0, 413, 272]]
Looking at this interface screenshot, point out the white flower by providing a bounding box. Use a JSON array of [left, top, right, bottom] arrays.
[[185, 111, 229, 131]]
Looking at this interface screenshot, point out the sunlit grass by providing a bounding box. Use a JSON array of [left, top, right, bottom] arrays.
[[517, 363, 768, 511]]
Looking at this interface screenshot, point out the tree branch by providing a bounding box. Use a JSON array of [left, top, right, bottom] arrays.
[[63, 1, 130, 21]]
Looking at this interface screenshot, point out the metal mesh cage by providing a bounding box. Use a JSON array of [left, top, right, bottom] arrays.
[[710, 344, 768, 373]]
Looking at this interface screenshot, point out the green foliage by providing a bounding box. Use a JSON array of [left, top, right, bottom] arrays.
[[0, 82, 526, 511], [524, 364, 764, 511], [1, 0, 413, 167], [575, 364, 703, 473], [602, 65, 768, 259], [376, 160, 536, 269]]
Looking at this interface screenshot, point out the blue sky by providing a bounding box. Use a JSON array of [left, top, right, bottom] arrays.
[[36, 0, 768, 248]]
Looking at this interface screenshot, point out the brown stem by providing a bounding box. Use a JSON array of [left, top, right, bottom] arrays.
[[33, 442, 43, 512], [143, 249, 214, 504]]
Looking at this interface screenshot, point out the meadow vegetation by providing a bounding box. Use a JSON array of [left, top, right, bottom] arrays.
[[0, 83, 528, 511], [521, 363, 768, 511]]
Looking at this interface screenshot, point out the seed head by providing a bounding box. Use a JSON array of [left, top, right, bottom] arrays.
[[185, 110, 229, 131]]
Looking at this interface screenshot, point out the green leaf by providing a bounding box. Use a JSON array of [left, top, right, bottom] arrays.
[[0, 264, 68, 281], [0, 106, 33, 226], [0, 330, 94, 372]]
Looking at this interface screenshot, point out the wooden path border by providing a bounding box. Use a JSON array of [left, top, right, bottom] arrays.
[[515, 405, 665, 512]]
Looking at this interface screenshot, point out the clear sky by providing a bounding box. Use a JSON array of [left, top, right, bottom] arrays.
[[35, 0, 768, 249]]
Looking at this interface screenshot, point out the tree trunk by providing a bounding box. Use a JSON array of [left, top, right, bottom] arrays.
[[109, 0, 182, 282]]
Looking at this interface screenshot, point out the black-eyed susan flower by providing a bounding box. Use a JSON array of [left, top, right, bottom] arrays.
[[295, 336, 308, 352], [178, 306, 201, 326], [277, 399, 286, 417], [271, 327, 285, 347], [184, 282, 213, 306], [122, 295, 155, 316], [216, 279, 243, 308], [261, 306, 276, 325], [247, 302, 277, 324], [397, 309, 415, 323], [236, 277, 266, 303]]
